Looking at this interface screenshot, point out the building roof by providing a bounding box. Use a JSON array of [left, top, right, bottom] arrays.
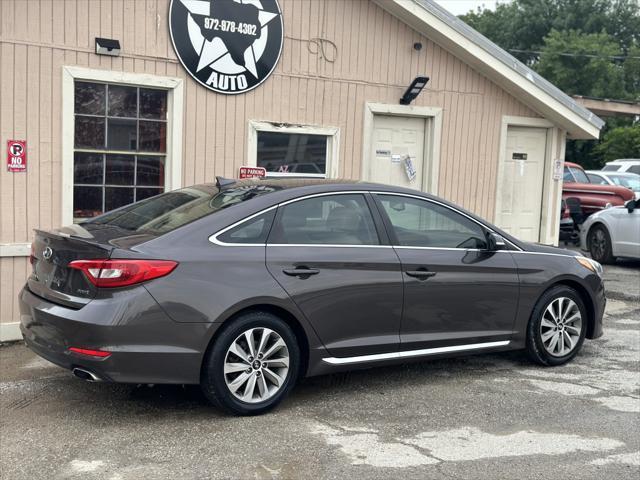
[[373, 0, 605, 139]]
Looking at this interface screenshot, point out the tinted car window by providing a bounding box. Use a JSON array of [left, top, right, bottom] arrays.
[[570, 167, 590, 184], [563, 167, 575, 182], [86, 185, 278, 235], [602, 165, 620, 171], [377, 195, 488, 249], [628, 165, 640, 175], [270, 194, 379, 245], [217, 210, 276, 244]]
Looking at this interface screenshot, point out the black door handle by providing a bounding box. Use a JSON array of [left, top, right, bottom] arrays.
[[405, 270, 436, 280], [282, 267, 320, 277]]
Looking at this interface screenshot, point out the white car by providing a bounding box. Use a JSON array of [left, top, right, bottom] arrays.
[[586, 170, 640, 199], [580, 199, 640, 263], [601, 159, 640, 175]]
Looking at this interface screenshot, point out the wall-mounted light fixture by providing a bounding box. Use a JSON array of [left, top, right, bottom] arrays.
[[400, 76, 430, 105], [95, 38, 121, 57]]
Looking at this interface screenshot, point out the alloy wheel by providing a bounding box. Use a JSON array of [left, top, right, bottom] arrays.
[[540, 297, 582, 357], [590, 229, 607, 260], [223, 327, 290, 403]]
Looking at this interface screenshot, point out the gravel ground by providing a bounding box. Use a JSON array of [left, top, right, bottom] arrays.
[[1, 256, 638, 480]]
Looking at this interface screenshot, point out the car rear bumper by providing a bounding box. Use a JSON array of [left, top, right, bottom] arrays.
[[19, 286, 217, 384]]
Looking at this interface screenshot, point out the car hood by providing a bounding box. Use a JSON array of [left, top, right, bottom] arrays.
[[521, 242, 580, 257]]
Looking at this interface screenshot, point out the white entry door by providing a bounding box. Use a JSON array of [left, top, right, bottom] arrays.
[[367, 115, 427, 189], [496, 126, 547, 242]]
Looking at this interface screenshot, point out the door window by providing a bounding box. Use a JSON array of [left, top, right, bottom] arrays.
[[269, 194, 379, 245], [377, 195, 488, 249]]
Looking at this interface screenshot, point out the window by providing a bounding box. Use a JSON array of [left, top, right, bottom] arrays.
[[602, 165, 621, 172], [217, 211, 276, 244], [88, 185, 278, 236], [628, 165, 640, 175], [257, 131, 327, 177], [608, 174, 640, 191], [377, 195, 488, 249], [563, 167, 574, 182], [270, 194, 379, 245], [563, 166, 589, 184], [587, 173, 608, 185], [73, 81, 168, 221]]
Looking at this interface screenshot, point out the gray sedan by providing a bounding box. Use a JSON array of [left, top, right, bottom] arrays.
[[20, 178, 606, 415]]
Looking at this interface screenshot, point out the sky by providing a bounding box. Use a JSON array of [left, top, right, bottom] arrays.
[[433, 0, 500, 16]]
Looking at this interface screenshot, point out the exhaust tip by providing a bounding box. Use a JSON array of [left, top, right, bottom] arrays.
[[72, 367, 102, 382]]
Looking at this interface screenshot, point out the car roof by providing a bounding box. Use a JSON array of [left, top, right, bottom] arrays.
[[589, 170, 640, 177], [564, 161, 582, 168], [606, 159, 640, 164]]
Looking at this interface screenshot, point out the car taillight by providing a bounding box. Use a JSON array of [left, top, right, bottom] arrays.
[[68, 259, 178, 288]]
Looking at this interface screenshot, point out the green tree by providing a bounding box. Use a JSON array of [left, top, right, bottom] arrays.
[[593, 124, 640, 163], [536, 30, 627, 98]]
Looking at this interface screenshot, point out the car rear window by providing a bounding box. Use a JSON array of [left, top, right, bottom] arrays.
[[85, 185, 278, 235]]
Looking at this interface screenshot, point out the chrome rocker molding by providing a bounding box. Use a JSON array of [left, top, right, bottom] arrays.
[[322, 340, 511, 365]]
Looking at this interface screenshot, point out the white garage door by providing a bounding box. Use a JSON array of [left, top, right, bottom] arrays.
[[496, 126, 547, 242], [366, 115, 427, 189]]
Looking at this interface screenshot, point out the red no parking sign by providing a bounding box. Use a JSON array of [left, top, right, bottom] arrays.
[[7, 140, 27, 172]]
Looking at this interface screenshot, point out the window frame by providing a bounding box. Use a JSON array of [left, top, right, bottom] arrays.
[[247, 121, 340, 179], [62, 66, 184, 225]]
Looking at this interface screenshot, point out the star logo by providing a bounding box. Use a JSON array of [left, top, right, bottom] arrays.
[[169, 0, 284, 94]]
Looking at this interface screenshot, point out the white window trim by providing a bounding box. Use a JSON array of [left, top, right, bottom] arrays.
[[61, 66, 184, 225], [494, 115, 563, 246], [362, 103, 443, 195], [247, 120, 340, 178]]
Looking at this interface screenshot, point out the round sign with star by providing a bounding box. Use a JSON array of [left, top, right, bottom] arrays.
[[169, 0, 283, 94]]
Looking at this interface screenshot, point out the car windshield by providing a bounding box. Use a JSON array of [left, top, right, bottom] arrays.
[[84, 184, 279, 234], [607, 174, 640, 191], [569, 167, 590, 183]]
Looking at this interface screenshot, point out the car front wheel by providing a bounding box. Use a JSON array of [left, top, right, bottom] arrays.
[[588, 224, 615, 264], [526, 285, 587, 366], [201, 311, 300, 415]]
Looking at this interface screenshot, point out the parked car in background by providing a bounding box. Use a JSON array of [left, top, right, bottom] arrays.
[[586, 170, 640, 200], [601, 159, 640, 175], [563, 162, 635, 217], [20, 178, 605, 415], [581, 199, 640, 263]]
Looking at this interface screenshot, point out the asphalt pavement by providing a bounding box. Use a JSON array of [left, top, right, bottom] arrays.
[[1, 256, 638, 479]]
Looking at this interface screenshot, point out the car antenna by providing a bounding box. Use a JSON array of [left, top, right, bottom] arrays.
[[215, 176, 236, 189]]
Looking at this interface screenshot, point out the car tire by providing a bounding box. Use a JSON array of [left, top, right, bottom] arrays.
[[526, 285, 587, 367], [588, 224, 615, 264], [201, 311, 300, 416]]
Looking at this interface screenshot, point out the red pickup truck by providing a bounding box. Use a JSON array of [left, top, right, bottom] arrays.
[[563, 162, 634, 216]]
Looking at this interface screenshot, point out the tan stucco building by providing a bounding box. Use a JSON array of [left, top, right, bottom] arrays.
[[0, 0, 603, 341]]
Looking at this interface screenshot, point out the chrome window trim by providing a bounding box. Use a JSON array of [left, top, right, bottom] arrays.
[[322, 340, 511, 365], [209, 189, 525, 252], [209, 205, 278, 247], [372, 191, 523, 252]]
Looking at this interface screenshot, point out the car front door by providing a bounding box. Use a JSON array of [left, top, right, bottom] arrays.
[[266, 192, 403, 358], [608, 206, 640, 257], [374, 193, 520, 352]]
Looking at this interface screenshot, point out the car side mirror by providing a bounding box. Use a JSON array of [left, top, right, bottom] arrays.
[[486, 232, 506, 251], [626, 199, 637, 213]]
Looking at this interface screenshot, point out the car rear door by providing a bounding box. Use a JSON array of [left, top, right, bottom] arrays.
[[266, 192, 403, 358], [373, 193, 520, 352]]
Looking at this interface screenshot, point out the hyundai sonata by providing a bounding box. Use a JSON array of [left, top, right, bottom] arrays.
[[20, 178, 605, 415]]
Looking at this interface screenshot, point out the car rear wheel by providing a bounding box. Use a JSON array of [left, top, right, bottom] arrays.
[[526, 285, 587, 366], [588, 225, 615, 264], [201, 311, 300, 415]]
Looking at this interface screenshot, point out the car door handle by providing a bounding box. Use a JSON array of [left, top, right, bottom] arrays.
[[405, 270, 436, 280], [282, 267, 320, 277]]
